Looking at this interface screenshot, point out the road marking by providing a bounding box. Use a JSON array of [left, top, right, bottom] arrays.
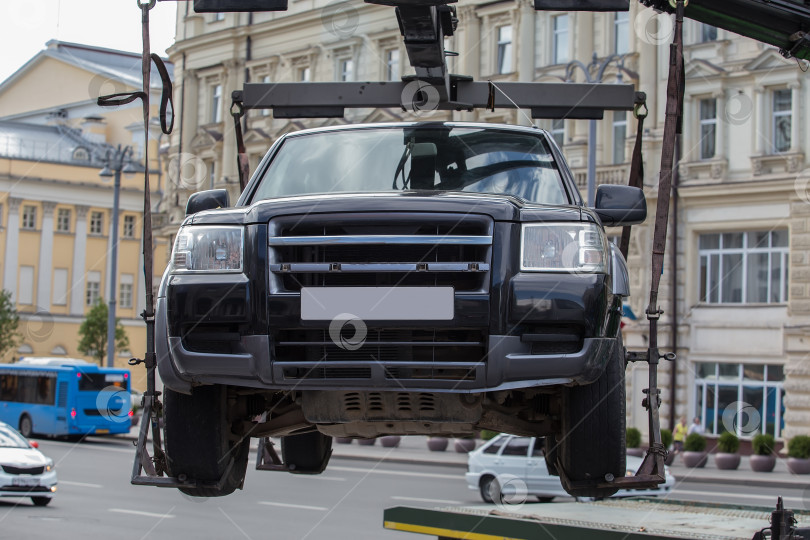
[[59, 480, 103, 488], [670, 490, 805, 504], [329, 465, 461, 480], [258, 501, 329, 511], [109, 508, 175, 519], [391, 496, 462, 505]]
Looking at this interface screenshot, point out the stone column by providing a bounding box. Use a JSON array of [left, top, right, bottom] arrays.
[[714, 90, 726, 161], [36, 201, 57, 311], [2, 197, 22, 302], [753, 86, 765, 155], [70, 206, 89, 315], [517, 0, 535, 84], [682, 95, 693, 162], [789, 81, 801, 152], [218, 60, 242, 189]]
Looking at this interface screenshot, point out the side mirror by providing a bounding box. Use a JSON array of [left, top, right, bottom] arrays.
[[29, 440, 39, 449], [594, 185, 647, 227], [186, 189, 229, 216]]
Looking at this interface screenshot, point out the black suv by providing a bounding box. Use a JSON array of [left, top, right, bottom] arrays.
[[157, 122, 646, 497]]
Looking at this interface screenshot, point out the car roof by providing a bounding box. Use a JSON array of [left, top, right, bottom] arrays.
[[277, 121, 551, 140]]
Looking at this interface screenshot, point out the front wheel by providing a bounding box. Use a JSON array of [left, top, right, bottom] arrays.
[[479, 475, 497, 504], [31, 497, 51, 506], [557, 336, 626, 498], [164, 385, 249, 497]]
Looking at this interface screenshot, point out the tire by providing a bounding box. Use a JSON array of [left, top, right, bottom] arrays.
[[31, 497, 51, 506], [536, 496, 554, 503], [479, 475, 497, 504], [19, 414, 33, 438], [164, 385, 249, 497], [281, 431, 332, 474], [557, 336, 626, 498]]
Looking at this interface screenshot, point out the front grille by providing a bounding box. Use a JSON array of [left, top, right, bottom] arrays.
[[1, 465, 44, 475], [0, 486, 51, 492], [519, 324, 584, 355], [283, 367, 372, 379], [268, 213, 493, 292]]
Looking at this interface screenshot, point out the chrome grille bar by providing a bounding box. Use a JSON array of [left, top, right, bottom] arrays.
[[269, 262, 489, 273], [268, 235, 492, 246]]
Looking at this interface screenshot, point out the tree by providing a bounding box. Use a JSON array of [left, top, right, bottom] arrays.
[[0, 289, 21, 361], [77, 300, 130, 365]]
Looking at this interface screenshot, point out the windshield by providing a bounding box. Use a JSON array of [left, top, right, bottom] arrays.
[[251, 126, 568, 204], [0, 426, 29, 448]]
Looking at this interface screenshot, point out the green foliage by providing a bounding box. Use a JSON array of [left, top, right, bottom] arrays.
[[0, 289, 21, 360], [788, 435, 810, 459], [684, 432, 707, 452], [717, 432, 740, 453], [480, 430, 499, 441], [77, 300, 130, 365], [626, 427, 642, 448], [752, 433, 775, 456], [660, 428, 673, 449]]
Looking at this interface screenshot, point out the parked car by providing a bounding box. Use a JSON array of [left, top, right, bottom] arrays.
[[0, 421, 57, 506], [156, 122, 646, 497], [466, 434, 674, 503]]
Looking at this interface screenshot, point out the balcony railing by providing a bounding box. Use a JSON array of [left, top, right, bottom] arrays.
[[571, 163, 631, 192]]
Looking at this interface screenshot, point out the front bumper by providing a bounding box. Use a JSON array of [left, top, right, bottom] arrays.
[[0, 470, 57, 499]]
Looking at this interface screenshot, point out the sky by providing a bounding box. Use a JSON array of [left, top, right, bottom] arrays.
[[0, 0, 178, 83]]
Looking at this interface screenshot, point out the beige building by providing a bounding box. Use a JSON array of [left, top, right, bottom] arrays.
[[0, 41, 172, 391], [161, 1, 809, 440]]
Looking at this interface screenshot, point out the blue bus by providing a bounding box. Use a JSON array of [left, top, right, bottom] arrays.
[[0, 358, 131, 437]]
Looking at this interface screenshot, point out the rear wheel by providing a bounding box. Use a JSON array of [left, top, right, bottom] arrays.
[[164, 385, 249, 497], [31, 497, 51, 506], [281, 431, 332, 474], [557, 337, 626, 498], [19, 414, 33, 438]]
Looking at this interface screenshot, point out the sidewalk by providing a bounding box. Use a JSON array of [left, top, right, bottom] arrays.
[[121, 425, 808, 489]]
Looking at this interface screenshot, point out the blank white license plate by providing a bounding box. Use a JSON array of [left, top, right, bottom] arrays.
[[301, 287, 454, 321], [12, 477, 39, 487]]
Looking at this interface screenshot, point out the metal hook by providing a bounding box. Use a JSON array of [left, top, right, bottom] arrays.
[[137, 0, 157, 9]]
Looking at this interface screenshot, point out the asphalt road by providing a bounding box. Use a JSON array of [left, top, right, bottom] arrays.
[[1, 436, 807, 540]]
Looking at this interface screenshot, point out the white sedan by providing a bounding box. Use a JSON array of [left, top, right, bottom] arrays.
[[0, 422, 57, 506], [466, 434, 674, 503]]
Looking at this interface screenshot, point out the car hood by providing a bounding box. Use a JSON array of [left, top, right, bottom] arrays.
[[190, 191, 588, 225], [0, 447, 47, 468]]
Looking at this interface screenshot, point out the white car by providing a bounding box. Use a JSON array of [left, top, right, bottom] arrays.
[[0, 422, 57, 506], [466, 434, 674, 503]]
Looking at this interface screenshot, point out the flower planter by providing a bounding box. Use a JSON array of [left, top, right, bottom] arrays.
[[787, 457, 810, 475], [427, 437, 448, 452], [357, 438, 376, 446], [626, 448, 644, 458], [380, 435, 401, 448], [714, 452, 740, 470], [335, 437, 353, 444], [454, 439, 476, 453], [682, 451, 708, 468], [750, 454, 776, 472]]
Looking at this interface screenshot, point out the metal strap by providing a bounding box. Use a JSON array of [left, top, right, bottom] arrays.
[[231, 99, 250, 191], [618, 100, 647, 260]]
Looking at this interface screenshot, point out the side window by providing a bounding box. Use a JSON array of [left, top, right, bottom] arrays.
[[502, 437, 531, 457], [532, 438, 545, 457], [483, 437, 506, 454]]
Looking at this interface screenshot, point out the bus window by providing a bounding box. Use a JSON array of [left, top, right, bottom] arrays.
[[0, 375, 18, 402], [78, 373, 127, 392], [36, 377, 56, 405]]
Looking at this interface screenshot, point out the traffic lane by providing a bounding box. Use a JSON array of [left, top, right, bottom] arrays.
[[667, 480, 809, 510], [0, 436, 476, 540]]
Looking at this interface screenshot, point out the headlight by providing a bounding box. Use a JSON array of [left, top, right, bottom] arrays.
[[45, 460, 55, 472], [171, 226, 243, 273], [521, 223, 607, 273]]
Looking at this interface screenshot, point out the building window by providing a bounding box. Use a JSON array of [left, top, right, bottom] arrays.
[[551, 119, 565, 148], [698, 230, 789, 304], [773, 89, 792, 153], [614, 12, 629, 55], [700, 24, 717, 42], [56, 208, 71, 233], [299, 67, 311, 82], [123, 215, 136, 238], [553, 15, 569, 65], [612, 110, 627, 164], [90, 211, 104, 235], [693, 362, 784, 439], [19, 266, 34, 305], [211, 84, 223, 123], [120, 274, 134, 309], [339, 58, 354, 82], [21, 205, 36, 230], [386, 49, 400, 81], [699, 98, 717, 159], [213, 12, 225, 21], [86, 272, 101, 306], [53, 268, 68, 306], [496, 25, 513, 74]]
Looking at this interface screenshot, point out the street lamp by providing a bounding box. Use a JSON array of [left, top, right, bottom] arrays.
[[565, 53, 636, 207], [99, 145, 135, 368]]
